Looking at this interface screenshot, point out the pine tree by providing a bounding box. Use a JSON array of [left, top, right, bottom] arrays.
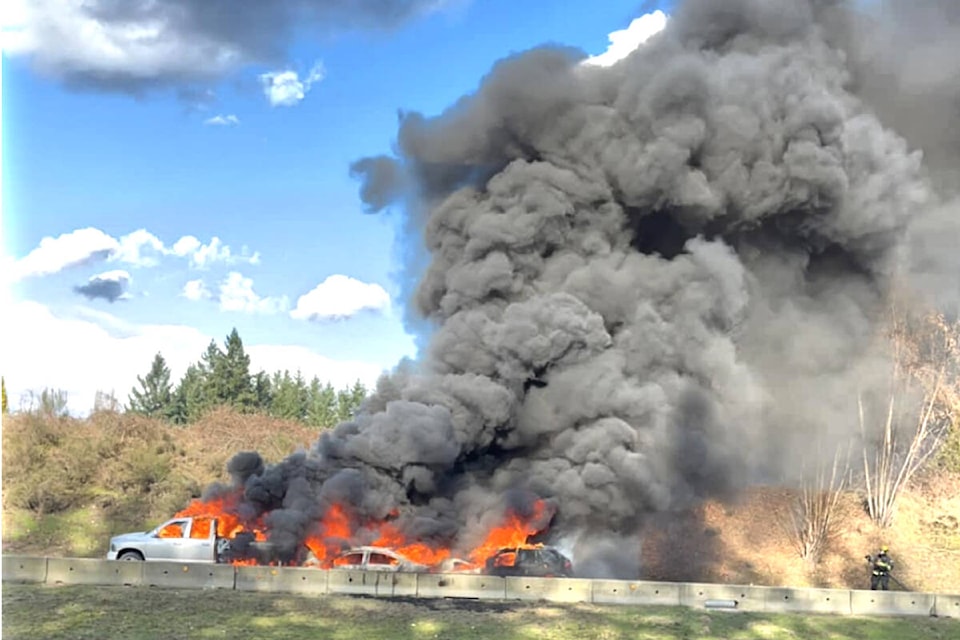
[[199, 339, 225, 403], [128, 353, 174, 419], [349, 380, 368, 414], [170, 364, 206, 424], [306, 378, 338, 428], [218, 328, 255, 410], [252, 371, 273, 412], [1, 376, 8, 414], [270, 370, 308, 421]]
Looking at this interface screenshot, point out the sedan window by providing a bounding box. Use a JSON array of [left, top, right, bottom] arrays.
[[368, 553, 399, 566], [335, 552, 364, 566]]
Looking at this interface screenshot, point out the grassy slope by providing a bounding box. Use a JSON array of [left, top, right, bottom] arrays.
[[4, 584, 959, 640], [3, 409, 959, 592]]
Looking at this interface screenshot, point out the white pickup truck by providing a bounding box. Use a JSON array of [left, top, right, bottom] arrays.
[[106, 516, 228, 563]]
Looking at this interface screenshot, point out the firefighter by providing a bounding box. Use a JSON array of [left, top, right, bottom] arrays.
[[865, 545, 894, 590]]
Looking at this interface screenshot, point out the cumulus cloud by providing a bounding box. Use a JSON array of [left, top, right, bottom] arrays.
[[1, 0, 446, 94], [73, 269, 132, 303], [173, 235, 261, 269], [1, 298, 388, 415], [114, 229, 166, 266], [581, 10, 668, 67], [8, 227, 117, 282], [204, 114, 240, 126], [290, 274, 391, 321], [259, 61, 325, 107], [181, 279, 213, 301], [6, 227, 261, 281], [218, 271, 289, 314]]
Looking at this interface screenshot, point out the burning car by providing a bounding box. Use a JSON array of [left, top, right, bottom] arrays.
[[484, 546, 573, 577], [328, 546, 430, 572]]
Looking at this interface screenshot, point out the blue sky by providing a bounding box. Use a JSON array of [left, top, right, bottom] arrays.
[[1, 0, 670, 413]]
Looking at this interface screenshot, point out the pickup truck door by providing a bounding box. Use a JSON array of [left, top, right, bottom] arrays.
[[142, 519, 191, 560], [170, 517, 216, 563]]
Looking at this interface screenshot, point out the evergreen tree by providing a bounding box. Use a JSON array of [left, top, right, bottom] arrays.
[[128, 353, 174, 419], [349, 380, 368, 414], [1, 376, 7, 414], [336, 386, 354, 424], [252, 370, 273, 412], [270, 370, 308, 421], [199, 339, 225, 403], [170, 364, 206, 424], [306, 378, 338, 428], [217, 328, 256, 410]]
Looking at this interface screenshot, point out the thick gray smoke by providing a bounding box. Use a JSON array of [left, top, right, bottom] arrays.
[[217, 0, 960, 575]]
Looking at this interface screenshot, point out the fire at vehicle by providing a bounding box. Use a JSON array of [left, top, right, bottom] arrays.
[[107, 486, 568, 574]]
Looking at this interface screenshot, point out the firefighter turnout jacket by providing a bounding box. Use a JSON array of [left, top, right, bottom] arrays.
[[871, 552, 894, 576]]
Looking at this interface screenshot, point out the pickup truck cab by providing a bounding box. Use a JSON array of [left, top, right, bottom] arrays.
[[106, 516, 222, 563]]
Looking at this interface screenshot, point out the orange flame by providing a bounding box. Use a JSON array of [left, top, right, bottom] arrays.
[[167, 491, 553, 570]]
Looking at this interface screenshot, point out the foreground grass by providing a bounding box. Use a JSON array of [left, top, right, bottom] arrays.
[[3, 584, 958, 640]]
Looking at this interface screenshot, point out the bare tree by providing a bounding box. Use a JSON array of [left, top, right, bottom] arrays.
[[784, 443, 851, 562], [860, 307, 960, 528]]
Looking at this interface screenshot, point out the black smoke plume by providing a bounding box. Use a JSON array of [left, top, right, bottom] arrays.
[[214, 0, 960, 575]]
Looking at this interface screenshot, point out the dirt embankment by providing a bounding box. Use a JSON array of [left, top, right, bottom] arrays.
[[639, 475, 960, 592], [3, 409, 959, 592]]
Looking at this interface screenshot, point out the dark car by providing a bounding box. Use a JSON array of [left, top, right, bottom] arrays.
[[485, 546, 573, 577]]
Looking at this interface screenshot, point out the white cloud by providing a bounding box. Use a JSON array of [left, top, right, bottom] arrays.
[[204, 114, 240, 126], [218, 271, 288, 314], [290, 274, 391, 321], [0, 298, 388, 416], [8, 227, 118, 282], [181, 279, 212, 301], [114, 229, 166, 267], [171, 235, 202, 257], [6, 228, 261, 281], [173, 235, 259, 269], [582, 11, 668, 68], [259, 61, 325, 107]]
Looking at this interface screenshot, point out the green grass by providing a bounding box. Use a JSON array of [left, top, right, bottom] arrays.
[[3, 584, 958, 640]]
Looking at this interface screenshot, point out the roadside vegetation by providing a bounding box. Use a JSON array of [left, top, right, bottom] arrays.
[[2, 308, 959, 592], [4, 585, 959, 640]]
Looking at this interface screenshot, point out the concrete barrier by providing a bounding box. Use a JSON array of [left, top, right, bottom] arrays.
[[235, 566, 328, 595], [505, 576, 592, 603], [934, 593, 960, 618], [2, 556, 48, 583], [326, 569, 378, 596], [590, 579, 682, 606], [4, 554, 956, 618], [142, 562, 235, 590], [376, 572, 418, 597], [46, 557, 143, 586], [849, 589, 936, 616], [762, 586, 851, 615], [417, 573, 506, 600], [680, 582, 766, 612]]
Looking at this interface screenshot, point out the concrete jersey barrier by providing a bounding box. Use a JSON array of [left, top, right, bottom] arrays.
[[2, 555, 957, 618]]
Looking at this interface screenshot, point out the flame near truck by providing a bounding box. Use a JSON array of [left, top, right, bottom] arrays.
[[106, 508, 574, 577]]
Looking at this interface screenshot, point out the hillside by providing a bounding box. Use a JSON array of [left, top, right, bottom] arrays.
[[3, 409, 959, 593]]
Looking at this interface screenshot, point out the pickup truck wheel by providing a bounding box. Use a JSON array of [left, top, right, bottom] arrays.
[[118, 551, 144, 561]]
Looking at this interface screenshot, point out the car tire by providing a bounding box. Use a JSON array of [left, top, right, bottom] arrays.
[[117, 551, 144, 561]]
